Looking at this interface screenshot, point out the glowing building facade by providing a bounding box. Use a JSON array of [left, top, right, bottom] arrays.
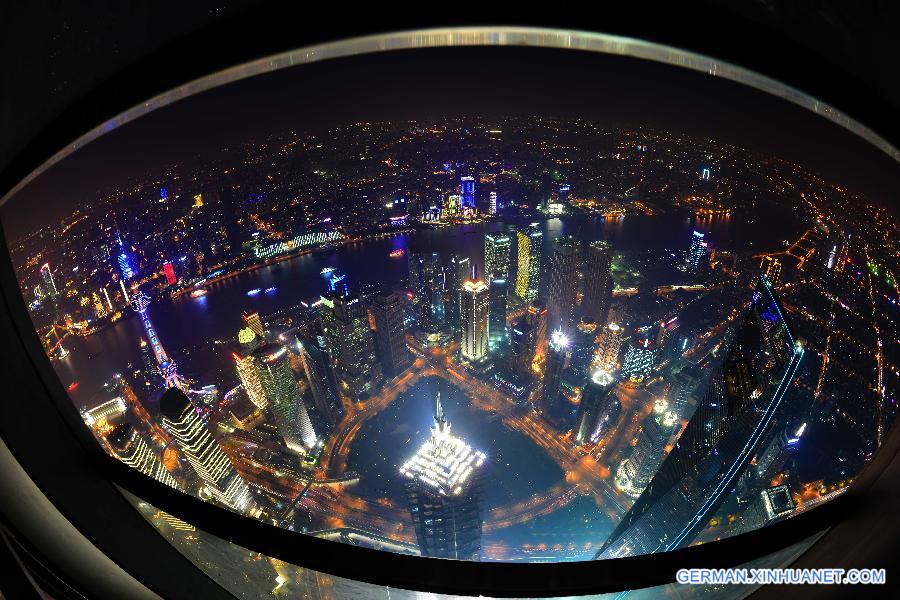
[[620, 337, 657, 384], [106, 423, 176, 487], [484, 232, 512, 281], [253, 343, 317, 452], [401, 389, 486, 560], [575, 369, 619, 445], [546, 236, 579, 334], [160, 388, 253, 513], [514, 227, 543, 303], [460, 279, 489, 362]]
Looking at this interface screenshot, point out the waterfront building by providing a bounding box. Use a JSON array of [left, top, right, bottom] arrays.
[[514, 226, 543, 303], [160, 388, 254, 513], [320, 291, 384, 399], [106, 423, 176, 487], [460, 279, 489, 363], [401, 388, 486, 560], [489, 191, 498, 215], [488, 278, 508, 353], [484, 232, 512, 281], [620, 337, 657, 384], [372, 289, 412, 377], [683, 230, 708, 273], [460, 175, 476, 208], [581, 240, 613, 324], [298, 338, 343, 425], [540, 330, 571, 415], [252, 343, 317, 452], [131, 291, 183, 390], [234, 351, 267, 410], [574, 369, 619, 445], [546, 236, 579, 334], [597, 277, 804, 558]]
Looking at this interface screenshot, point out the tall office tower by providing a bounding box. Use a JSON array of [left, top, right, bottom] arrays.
[[253, 343, 317, 452], [620, 337, 657, 384], [488, 278, 509, 353], [408, 252, 426, 323], [683, 230, 709, 273], [131, 292, 183, 390], [372, 289, 412, 377], [570, 317, 599, 375], [446, 255, 471, 334], [669, 365, 701, 418], [760, 255, 782, 286], [515, 226, 543, 303], [298, 338, 343, 425], [460, 175, 476, 208], [159, 388, 254, 513], [106, 423, 176, 487], [489, 191, 498, 215], [594, 322, 623, 373], [484, 232, 512, 281], [574, 369, 619, 445], [421, 252, 445, 327], [526, 301, 549, 366], [320, 291, 384, 398], [541, 331, 571, 414], [546, 236, 580, 334], [234, 350, 267, 410], [581, 240, 613, 323], [116, 238, 136, 281], [508, 315, 537, 377], [401, 388, 487, 560], [621, 404, 679, 497], [460, 280, 490, 363], [597, 277, 804, 558], [39, 263, 58, 298], [242, 311, 266, 339], [754, 422, 803, 485]]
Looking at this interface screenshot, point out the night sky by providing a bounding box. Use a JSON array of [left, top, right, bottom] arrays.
[[3, 46, 898, 237]]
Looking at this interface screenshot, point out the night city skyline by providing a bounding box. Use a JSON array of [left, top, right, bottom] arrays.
[[0, 44, 897, 569], [3, 46, 899, 238]]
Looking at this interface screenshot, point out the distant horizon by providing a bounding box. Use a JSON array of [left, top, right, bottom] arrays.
[[2, 45, 898, 238]]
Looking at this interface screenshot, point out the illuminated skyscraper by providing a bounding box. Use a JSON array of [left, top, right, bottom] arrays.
[[546, 236, 579, 333], [160, 388, 253, 513], [575, 369, 619, 445], [594, 322, 623, 373], [106, 423, 176, 487], [446, 255, 471, 334], [760, 255, 782, 286], [620, 337, 657, 384], [581, 240, 613, 324], [508, 315, 536, 378], [488, 278, 508, 353], [460, 175, 476, 208], [253, 343, 317, 452], [320, 291, 383, 398], [234, 350, 266, 410], [131, 291, 183, 389], [489, 191, 498, 215], [526, 300, 549, 365], [683, 230, 708, 273], [597, 278, 804, 558], [619, 402, 678, 497], [39, 263, 58, 298], [484, 232, 512, 281], [298, 338, 343, 425], [401, 387, 486, 560], [460, 280, 489, 363], [117, 238, 136, 281], [242, 311, 266, 339], [669, 365, 701, 418], [540, 331, 571, 414], [514, 226, 543, 303], [372, 289, 412, 377]]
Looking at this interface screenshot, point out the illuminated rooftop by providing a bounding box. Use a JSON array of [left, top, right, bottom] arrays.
[[400, 393, 486, 496]]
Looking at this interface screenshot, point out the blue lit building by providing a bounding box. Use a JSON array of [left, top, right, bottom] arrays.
[[460, 176, 476, 208]]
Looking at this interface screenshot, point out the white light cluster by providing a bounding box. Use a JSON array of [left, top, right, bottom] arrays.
[[400, 424, 486, 496]]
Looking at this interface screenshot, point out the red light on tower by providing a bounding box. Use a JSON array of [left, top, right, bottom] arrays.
[[163, 262, 176, 285]]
